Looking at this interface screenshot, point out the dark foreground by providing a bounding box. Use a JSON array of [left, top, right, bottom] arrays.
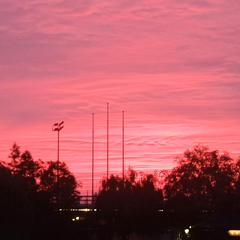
[[2, 210, 240, 240]]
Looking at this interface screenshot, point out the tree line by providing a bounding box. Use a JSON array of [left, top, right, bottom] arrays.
[[1, 143, 240, 238], [96, 145, 240, 232], [0, 143, 80, 239]]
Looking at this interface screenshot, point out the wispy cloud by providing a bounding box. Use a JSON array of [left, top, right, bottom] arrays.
[[0, 0, 240, 193]]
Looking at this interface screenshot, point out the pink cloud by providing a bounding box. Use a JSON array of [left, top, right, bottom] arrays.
[[0, 0, 240, 193]]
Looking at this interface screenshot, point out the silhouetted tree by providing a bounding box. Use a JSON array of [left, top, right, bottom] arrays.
[[9, 144, 43, 191], [0, 161, 37, 238], [164, 145, 236, 216], [135, 174, 163, 215], [0, 144, 82, 239], [9, 142, 21, 165], [40, 161, 80, 208], [96, 169, 163, 232]]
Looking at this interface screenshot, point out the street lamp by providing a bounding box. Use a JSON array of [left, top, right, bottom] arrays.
[[52, 121, 64, 164], [52, 121, 64, 207]]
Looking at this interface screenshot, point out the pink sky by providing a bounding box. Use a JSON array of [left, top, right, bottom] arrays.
[[0, 0, 240, 194]]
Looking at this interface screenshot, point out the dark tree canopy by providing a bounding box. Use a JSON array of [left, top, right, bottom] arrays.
[[40, 161, 80, 208], [0, 144, 81, 239], [3, 143, 240, 238], [96, 169, 164, 230], [6, 143, 80, 209], [164, 145, 236, 214], [9, 142, 21, 164]]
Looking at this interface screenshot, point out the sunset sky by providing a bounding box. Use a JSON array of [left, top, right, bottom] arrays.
[[1, 0, 240, 194]]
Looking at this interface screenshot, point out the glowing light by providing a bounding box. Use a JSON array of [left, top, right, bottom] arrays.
[[76, 216, 79, 220], [184, 229, 190, 235], [228, 230, 240, 237], [72, 218, 75, 222], [57, 208, 97, 212]]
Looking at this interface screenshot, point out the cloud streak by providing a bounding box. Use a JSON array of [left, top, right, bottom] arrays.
[[0, 0, 240, 193]]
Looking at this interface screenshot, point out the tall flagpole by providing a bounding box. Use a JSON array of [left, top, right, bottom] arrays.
[[107, 103, 109, 180], [122, 111, 125, 180], [92, 113, 95, 200], [57, 130, 60, 185]]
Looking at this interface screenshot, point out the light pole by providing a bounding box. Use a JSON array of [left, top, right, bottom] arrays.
[[52, 121, 64, 207]]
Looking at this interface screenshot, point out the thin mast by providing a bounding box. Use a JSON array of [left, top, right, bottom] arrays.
[[92, 113, 95, 199], [122, 110, 125, 180], [107, 103, 109, 180]]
